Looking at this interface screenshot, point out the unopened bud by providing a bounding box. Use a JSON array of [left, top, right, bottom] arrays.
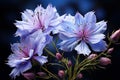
[[67, 60, 72, 67], [88, 54, 97, 59], [22, 72, 35, 80], [56, 53, 62, 60], [99, 57, 111, 66], [37, 72, 46, 77], [77, 73, 83, 79], [58, 70, 65, 78], [110, 29, 120, 42], [107, 48, 114, 54]]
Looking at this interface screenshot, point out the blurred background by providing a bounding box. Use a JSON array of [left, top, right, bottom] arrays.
[[0, 0, 120, 80]]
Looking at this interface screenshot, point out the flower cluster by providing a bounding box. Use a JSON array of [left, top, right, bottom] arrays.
[[7, 4, 120, 80]]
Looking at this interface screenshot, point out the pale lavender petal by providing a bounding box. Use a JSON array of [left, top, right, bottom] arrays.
[[59, 37, 79, 51], [50, 14, 66, 27], [75, 41, 91, 55], [88, 33, 105, 44], [9, 68, 20, 79], [75, 12, 84, 25], [34, 56, 48, 65], [15, 21, 34, 31], [15, 29, 29, 37], [11, 43, 20, 54], [90, 40, 107, 52], [59, 33, 70, 40], [84, 11, 96, 23], [95, 21, 107, 33], [9, 61, 32, 79], [60, 21, 76, 33], [28, 49, 34, 58], [44, 26, 54, 35], [20, 61, 32, 73], [21, 9, 34, 23], [36, 35, 52, 56]]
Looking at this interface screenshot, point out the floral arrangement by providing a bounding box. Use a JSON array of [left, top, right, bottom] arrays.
[[7, 4, 120, 80]]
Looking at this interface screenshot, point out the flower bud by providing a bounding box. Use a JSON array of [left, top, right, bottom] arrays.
[[22, 72, 35, 80], [107, 48, 114, 54], [99, 57, 111, 66], [110, 29, 120, 41], [67, 60, 72, 67], [58, 70, 65, 78], [77, 73, 83, 79], [88, 54, 97, 59], [56, 53, 62, 60], [37, 72, 46, 77]]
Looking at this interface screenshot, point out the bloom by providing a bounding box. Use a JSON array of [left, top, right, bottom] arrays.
[[7, 30, 48, 78], [58, 11, 107, 55], [15, 4, 65, 39]]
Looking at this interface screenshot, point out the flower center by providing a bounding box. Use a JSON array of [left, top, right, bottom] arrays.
[[37, 12, 45, 31], [78, 29, 89, 42]]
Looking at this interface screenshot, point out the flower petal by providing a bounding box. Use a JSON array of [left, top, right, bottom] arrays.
[[34, 56, 48, 65], [9, 61, 32, 79], [88, 33, 105, 44], [29, 49, 34, 58], [90, 40, 107, 52], [75, 12, 84, 25], [59, 37, 79, 52], [75, 41, 91, 55], [60, 21, 76, 33], [95, 20, 107, 33], [84, 11, 96, 23]]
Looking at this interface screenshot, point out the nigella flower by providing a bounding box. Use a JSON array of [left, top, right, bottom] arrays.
[[58, 11, 107, 55], [7, 30, 49, 78], [15, 4, 65, 39]]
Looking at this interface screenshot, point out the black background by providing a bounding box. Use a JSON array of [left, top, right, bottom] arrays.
[[0, 0, 120, 80]]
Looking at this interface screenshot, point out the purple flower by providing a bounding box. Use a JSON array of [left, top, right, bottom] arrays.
[[15, 4, 65, 39], [58, 11, 107, 55], [7, 30, 48, 78]]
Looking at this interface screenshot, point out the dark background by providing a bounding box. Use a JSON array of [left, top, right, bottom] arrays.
[[0, 0, 120, 80]]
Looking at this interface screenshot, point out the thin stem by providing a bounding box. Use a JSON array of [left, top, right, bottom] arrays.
[[44, 48, 55, 57], [42, 66, 60, 80], [75, 41, 112, 79], [70, 55, 80, 80], [52, 41, 59, 53]]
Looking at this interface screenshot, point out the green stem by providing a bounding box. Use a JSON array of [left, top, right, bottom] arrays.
[[42, 66, 59, 80], [44, 48, 55, 57], [71, 41, 112, 80], [52, 41, 59, 53], [70, 55, 80, 80]]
